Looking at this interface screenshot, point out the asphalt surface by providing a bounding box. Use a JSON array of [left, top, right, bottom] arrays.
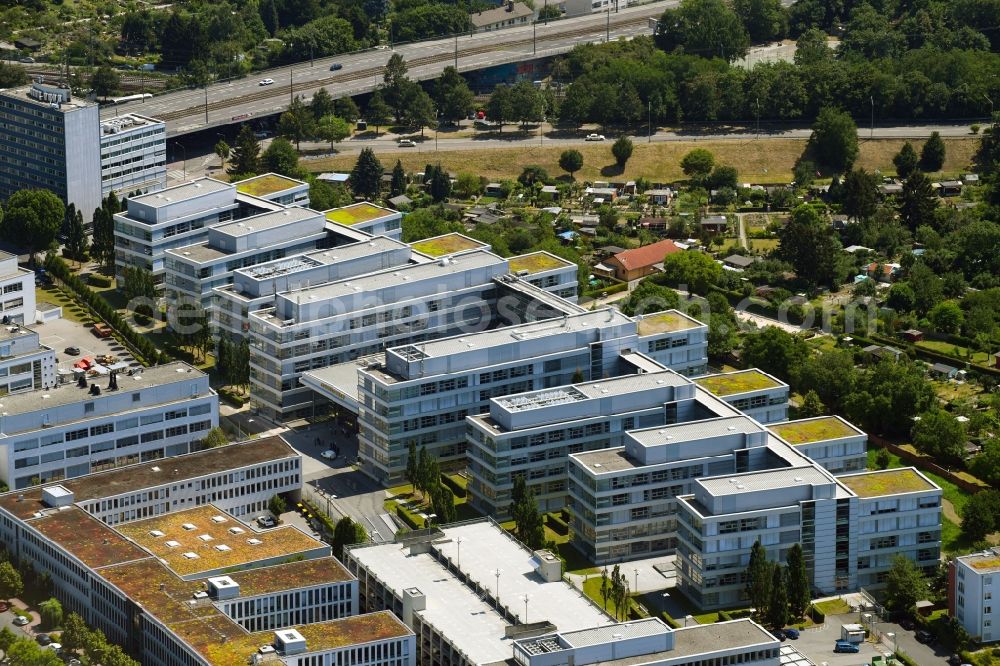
[[106, 2, 673, 137]]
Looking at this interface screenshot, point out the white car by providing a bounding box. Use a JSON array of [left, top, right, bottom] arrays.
[[585, 133, 606, 141], [47, 643, 62, 652], [13, 616, 29, 626], [321, 450, 336, 459], [397, 139, 416, 147], [258, 78, 275, 86]]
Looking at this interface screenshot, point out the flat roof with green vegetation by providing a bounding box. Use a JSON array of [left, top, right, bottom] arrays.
[[508, 251, 572, 274], [839, 469, 936, 498], [637, 311, 702, 336], [324, 203, 392, 225], [410, 233, 486, 257], [769, 417, 862, 445], [965, 555, 1000, 573], [694, 370, 781, 396], [234, 174, 301, 196]]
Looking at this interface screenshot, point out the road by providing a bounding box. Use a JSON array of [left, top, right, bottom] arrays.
[[104, 2, 672, 137]]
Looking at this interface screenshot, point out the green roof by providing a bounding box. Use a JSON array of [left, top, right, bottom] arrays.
[[508, 252, 571, 274], [637, 311, 701, 336], [839, 469, 935, 498], [769, 417, 861, 445], [234, 174, 301, 196], [410, 233, 485, 257], [694, 370, 781, 396], [325, 203, 392, 225]]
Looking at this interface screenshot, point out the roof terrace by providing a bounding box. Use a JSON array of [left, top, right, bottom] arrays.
[[694, 370, 782, 396], [29, 507, 148, 569], [508, 251, 572, 274], [234, 173, 304, 197], [838, 468, 937, 498], [636, 311, 703, 336], [768, 417, 863, 445], [410, 233, 486, 257], [324, 203, 396, 226]]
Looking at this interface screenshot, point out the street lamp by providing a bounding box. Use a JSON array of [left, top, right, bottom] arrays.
[[520, 594, 531, 623], [493, 568, 502, 609], [633, 568, 639, 594], [455, 536, 464, 569]]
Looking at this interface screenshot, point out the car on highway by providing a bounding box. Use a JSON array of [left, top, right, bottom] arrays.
[[321, 450, 336, 459], [330, 63, 343, 71], [833, 640, 859, 653], [782, 628, 799, 639], [398, 139, 416, 147], [375, 44, 390, 50], [585, 133, 606, 141], [64, 346, 80, 355], [19, 56, 35, 64], [13, 615, 30, 626], [258, 78, 275, 86]]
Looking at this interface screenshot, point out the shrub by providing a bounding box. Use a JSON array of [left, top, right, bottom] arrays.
[[661, 612, 680, 629], [87, 274, 112, 288], [440, 474, 467, 499]]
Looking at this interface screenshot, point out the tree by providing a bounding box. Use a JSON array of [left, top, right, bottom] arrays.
[[390, 160, 407, 198], [899, 172, 938, 231], [841, 168, 879, 220], [90, 65, 121, 99], [429, 165, 451, 202], [972, 439, 1000, 488], [435, 66, 474, 124], [708, 165, 738, 190], [401, 84, 437, 137], [810, 107, 858, 172], [912, 409, 966, 463], [261, 138, 300, 176], [38, 597, 63, 630], [559, 149, 583, 178], [65, 210, 88, 263], [733, 0, 787, 43], [785, 544, 810, 620], [844, 359, 935, 437], [766, 565, 787, 630], [201, 427, 228, 448], [600, 568, 611, 610], [887, 282, 916, 312], [405, 442, 418, 489], [316, 115, 351, 150], [0, 626, 15, 654], [746, 540, 771, 621], [332, 516, 368, 559], [1, 189, 63, 262], [510, 81, 545, 128], [455, 172, 482, 199], [680, 148, 715, 181], [884, 555, 926, 617], [705, 292, 739, 357], [6, 639, 62, 666], [334, 98, 361, 123], [874, 448, 891, 470], [660, 250, 722, 294], [383, 52, 410, 121], [612, 136, 634, 168], [268, 494, 287, 516], [778, 204, 844, 287], [510, 475, 544, 549], [0, 561, 23, 600], [893, 142, 918, 178], [277, 97, 315, 150], [228, 124, 261, 176], [920, 131, 946, 172], [741, 327, 810, 380], [214, 140, 230, 172], [655, 0, 750, 62], [350, 148, 383, 199], [798, 390, 825, 417], [309, 87, 335, 120], [961, 490, 1000, 542], [486, 84, 515, 133], [908, 262, 943, 315], [928, 301, 963, 334], [366, 89, 392, 136]]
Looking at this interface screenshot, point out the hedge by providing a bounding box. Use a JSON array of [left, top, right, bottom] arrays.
[[545, 513, 569, 536], [894, 651, 919, 666], [660, 612, 680, 629], [87, 274, 112, 288], [585, 281, 628, 298], [717, 610, 733, 622], [395, 504, 422, 529], [808, 605, 825, 623], [44, 254, 168, 367], [440, 474, 467, 499]]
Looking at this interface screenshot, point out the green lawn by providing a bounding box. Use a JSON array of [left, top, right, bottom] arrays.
[[583, 576, 626, 619], [813, 598, 852, 616], [915, 340, 990, 365], [36, 285, 91, 324]]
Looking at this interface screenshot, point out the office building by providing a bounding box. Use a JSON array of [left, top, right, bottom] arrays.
[[949, 547, 1000, 643], [0, 324, 56, 394], [0, 251, 36, 325], [768, 416, 867, 475], [234, 173, 310, 207], [693, 370, 789, 424], [0, 81, 102, 216], [99, 112, 167, 199], [345, 519, 613, 666], [324, 203, 402, 240], [634, 312, 710, 377], [0, 361, 218, 489], [0, 437, 416, 666], [507, 252, 579, 302]]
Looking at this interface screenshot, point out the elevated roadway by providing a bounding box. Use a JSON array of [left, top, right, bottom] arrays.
[[102, 2, 671, 137]]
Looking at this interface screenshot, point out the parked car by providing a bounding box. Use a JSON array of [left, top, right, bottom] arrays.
[[899, 618, 915, 630], [258, 78, 274, 86], [321, 450, 336, 459], [92, 322, 113, 338], [36, 634, 52, 646], [770, 629, 785, 641], [329, 63, 343, 71], [585, 133, 605, 141], [257, 515, 277, 528], [64, 346, 80, 355], [19, 56, 35, 64], [915, 630, 934, 644], [833, 640, 859, 653], [12, 615, 29, 626], [783, 627, 800, 639], [46, 642, 61, 652], [397, 139, 416, 147]]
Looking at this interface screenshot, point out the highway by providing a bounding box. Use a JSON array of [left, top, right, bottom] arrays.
[[104, 2, 672, 137]]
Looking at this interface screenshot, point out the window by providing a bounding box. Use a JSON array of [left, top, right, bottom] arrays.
[[90, 423, 114, 437], [65, 428, 89, 442]]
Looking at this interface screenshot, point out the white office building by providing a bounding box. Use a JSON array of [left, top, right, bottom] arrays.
[[693, 370, 789, 425], [768, 416, 868, 475], [323, 203, 403, 240], [234, 173, 310, 207], [0, 324, 57, 395], [0, 437, 415, 666], [99, 112, 167, 199], [0, 361, 218, 489], [950, 547, 1000, 643], [0, 251, 36, 325]]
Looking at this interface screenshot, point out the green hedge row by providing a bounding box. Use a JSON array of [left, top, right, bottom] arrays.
[[87, 274, 113, 288], [545, 513, 570, 536], [585, 281, 628, 298], [440, 474, 467, 499], [894, 651, 919, 666], [660, 612, 680, 629], [44, 254, 168, 366], [396, 504, 422, 529], [809, 605, 825, 623]]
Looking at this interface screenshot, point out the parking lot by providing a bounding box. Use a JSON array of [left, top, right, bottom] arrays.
[[787, 618, 888, 666], [35, 316, 137, 374]]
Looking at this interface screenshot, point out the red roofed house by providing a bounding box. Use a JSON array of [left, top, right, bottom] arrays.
[[603, 239, 682, 282]]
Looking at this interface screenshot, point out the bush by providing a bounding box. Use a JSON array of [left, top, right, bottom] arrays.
[[440, 474, 467, 499], [894, 651, 919, 666], [545, 513, 569, 536], [809, 605, 825, 623], [718, 610, 733, 622], [661, 612, 680, 629], [87, 274, 112, 288]]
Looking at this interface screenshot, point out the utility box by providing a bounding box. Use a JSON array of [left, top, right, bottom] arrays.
[[841, 624, 865, 643]]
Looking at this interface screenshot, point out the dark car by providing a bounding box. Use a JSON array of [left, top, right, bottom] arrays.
[[834, 640, 859, 653], [36, 634, 52, 646], [64, 346, 80, 355], [899, 618, 915, 630], [783, 627, 800, 639], [915, 630, 934, 644], [770, 629, 785, 641], [330, 63, 343, 71]]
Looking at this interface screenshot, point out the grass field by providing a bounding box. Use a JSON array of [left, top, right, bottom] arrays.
[[307, 137, 978, 184], [916, 339, 990, 365]]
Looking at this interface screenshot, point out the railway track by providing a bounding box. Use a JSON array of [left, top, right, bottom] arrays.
[[154, 14, 651, 123]]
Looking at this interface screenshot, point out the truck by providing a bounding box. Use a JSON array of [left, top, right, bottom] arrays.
[[92, 322, 113, 338], [841, 623, 866, 643]]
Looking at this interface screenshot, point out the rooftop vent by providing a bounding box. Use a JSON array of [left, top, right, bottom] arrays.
[[148, 530, 165, 538], [165, 540, 180, 548], [198, 534, 214, 542], [181, 523, 196, 531], [211, 515, 227, 524], [275, 629, 307, 656], [182, 552, 199, 560], [208, 575, 241, 600]]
